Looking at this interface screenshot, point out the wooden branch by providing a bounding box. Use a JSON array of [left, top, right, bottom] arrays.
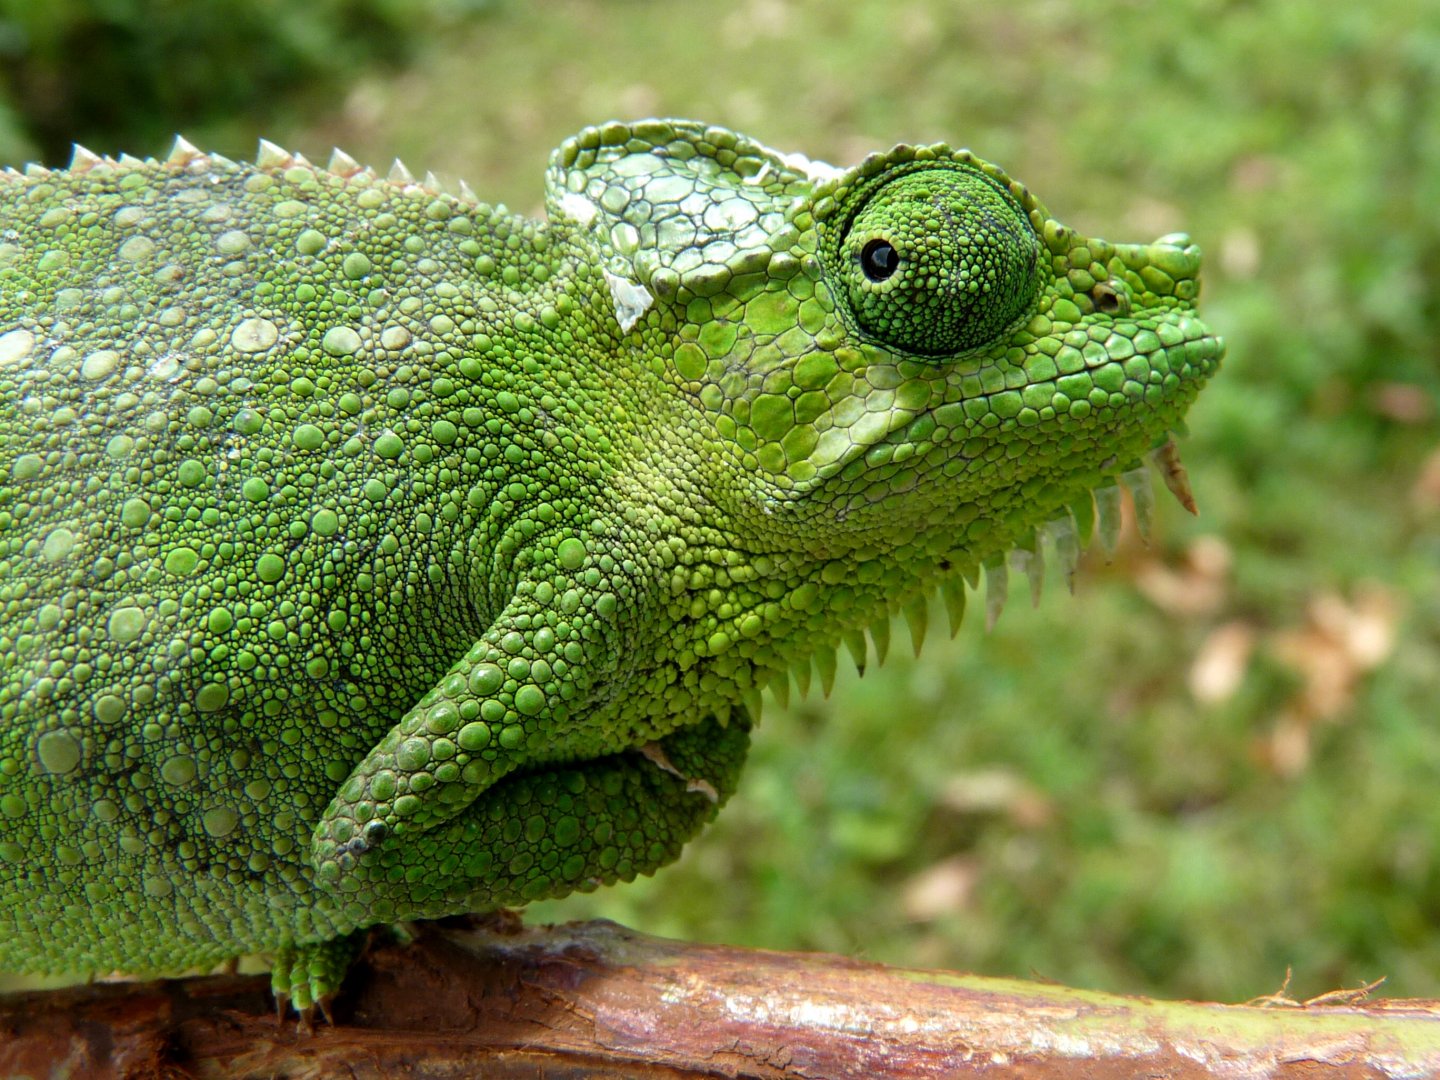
[[3, 918, 1439, 1078]]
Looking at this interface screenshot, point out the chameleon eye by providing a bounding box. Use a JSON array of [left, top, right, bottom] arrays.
[[860, 238, 900, 282], [839, 167, 1043, 356]]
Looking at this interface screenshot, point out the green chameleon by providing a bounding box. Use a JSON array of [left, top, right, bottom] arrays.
[[0, 120, 1222, 1014]]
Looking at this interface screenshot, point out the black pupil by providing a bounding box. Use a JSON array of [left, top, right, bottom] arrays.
[[860, 238, 899, 282]]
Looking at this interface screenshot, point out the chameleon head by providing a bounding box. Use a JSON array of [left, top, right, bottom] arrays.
[[553, 120, 1223, 570]]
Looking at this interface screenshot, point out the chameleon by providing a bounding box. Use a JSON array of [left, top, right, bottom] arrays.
[[0, 119, 1222, 1014]]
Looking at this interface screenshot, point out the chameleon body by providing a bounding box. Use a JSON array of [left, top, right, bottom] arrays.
[[0, 121, 1222, 1009]]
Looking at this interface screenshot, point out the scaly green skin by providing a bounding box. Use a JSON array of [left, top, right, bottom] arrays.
[[0, 120, 1222, 1010]]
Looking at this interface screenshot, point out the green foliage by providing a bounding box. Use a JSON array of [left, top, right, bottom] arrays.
[[0, 0, 488, 163]]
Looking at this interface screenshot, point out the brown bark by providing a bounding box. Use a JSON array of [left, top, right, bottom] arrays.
[[2, 918, 1437, 1078]]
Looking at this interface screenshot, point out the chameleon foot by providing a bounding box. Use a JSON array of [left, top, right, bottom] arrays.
[[270, 932, 365, 1024]]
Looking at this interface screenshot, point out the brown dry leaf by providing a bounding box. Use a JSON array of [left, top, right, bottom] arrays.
[[1135, 534, 1233, 619], [1320, 584, 1399, 670], [939, 769, 1054, 829], [901, 855, 982, 922], [1260, 708, 1315, 779], [1271, 585, 1399, 720], [1189, 619, 1259, 705], [1412, 445, 1440, 513], [1369, 382, 1433, 423], [1258, 584, 1401, 777]]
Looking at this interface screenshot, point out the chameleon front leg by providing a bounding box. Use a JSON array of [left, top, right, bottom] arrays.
[[354, 711, 749, 911], [279, 715, 748, 1017], [311, 580, 667, 888]]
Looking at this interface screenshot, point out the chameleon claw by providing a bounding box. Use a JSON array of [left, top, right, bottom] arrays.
[[639, 742, 720, 804]]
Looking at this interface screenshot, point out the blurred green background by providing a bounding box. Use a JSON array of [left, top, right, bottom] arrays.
[[2, 0, 1437, 1004]]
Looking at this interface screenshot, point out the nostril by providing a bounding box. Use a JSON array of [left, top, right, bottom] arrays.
[[1091, 281, 1127, 315], [1155, 232, 1193, 248]]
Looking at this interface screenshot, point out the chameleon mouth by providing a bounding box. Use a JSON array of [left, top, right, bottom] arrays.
[[976, 430, 1198, 633], [739, 429, 1207, 720]]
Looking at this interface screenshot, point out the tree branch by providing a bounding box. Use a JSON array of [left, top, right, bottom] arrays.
[[3, 918, 1438, 1078]]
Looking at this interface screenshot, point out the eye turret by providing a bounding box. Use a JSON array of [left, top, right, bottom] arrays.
[[838, 167, 1043, 356]]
